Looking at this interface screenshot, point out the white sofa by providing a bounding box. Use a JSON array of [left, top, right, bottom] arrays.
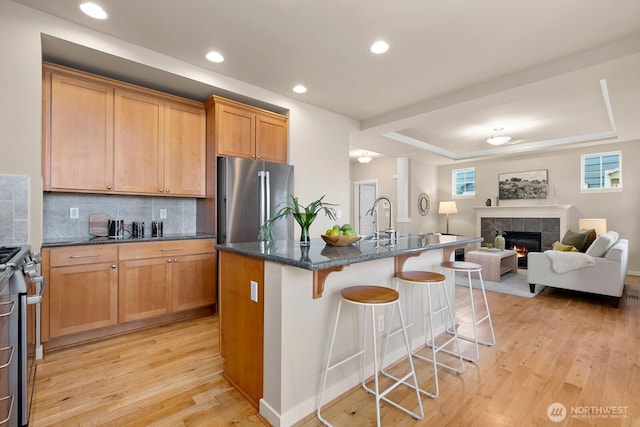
[[527, 231, 629, 307]]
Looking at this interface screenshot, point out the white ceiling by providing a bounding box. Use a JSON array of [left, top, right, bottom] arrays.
[[12, 0, 640, 164]]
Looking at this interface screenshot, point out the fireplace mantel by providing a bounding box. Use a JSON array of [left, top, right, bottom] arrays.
[[474, 205, 577, 248]]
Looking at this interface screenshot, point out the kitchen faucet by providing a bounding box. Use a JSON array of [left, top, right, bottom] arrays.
[[366, 196, 397, 244]]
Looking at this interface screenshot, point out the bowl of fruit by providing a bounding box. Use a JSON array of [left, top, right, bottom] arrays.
[[321, 224, 361, 246]]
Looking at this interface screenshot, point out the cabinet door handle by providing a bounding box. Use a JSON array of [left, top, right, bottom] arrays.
[[173, 258, 178, 263], [166, 189, 170, 193], [111, 265, 117, 269], [167, 259, 173, 263], [107, 186, 112, 190], [161, 248, 183, 252], [69, 254, 102, 259], [159, 188, 165, 193]]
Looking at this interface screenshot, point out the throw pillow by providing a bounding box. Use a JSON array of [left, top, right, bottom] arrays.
[[585, 231, 618, 257], [561, 229, 591, 252], [552, 241, 579, 252], [578, 228, 597, 252]]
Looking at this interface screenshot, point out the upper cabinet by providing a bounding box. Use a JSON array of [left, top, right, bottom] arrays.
[[208, 96, 288, 164], [43, 62, 206, 197], [44, 72, 114, 192]]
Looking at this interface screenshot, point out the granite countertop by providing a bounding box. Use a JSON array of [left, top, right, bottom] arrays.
[[216, 234, 482, 271], [41, 232, 216, 248]]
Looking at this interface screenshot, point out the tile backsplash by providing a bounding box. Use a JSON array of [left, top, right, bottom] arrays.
[[0, 174, 30, 244], [43, 193, 197, 240]]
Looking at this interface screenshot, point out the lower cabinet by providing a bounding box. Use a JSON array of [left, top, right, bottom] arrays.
[[171, 253, 217, 312], [118, 257, 172, 322], [47, 245, 119, 338], [118, 251, 216, 322], [43, 239, 216, 344]]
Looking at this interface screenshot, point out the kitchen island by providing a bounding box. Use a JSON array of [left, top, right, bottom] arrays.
[[217, 234, 482, 426]]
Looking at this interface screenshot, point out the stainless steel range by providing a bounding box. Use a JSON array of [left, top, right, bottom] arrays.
[[0, 246, 44, 426]]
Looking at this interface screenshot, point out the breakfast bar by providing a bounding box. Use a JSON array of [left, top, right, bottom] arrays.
[[217, 234, 481, 426]]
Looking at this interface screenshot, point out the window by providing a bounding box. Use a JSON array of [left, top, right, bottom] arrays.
[[581, 151, 622, 191], [453, 167, 475, 197]]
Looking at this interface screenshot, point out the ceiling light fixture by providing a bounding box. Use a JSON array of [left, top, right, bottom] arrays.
[[357, 152, 372, 164], [486, 127, 512, 145], [292, 85, 307, 94], [370, 41, 389, 54], [205, 51, 224, 63], [79, 2, 107, 19]]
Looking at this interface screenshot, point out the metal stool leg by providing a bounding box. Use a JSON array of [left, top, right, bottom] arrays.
[[443, 265, 496, 363], [382, 274, 464, 399], [318, 288, 423, 426]]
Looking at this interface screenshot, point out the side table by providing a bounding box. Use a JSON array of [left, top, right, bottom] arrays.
[[465, 249, 518, 282]]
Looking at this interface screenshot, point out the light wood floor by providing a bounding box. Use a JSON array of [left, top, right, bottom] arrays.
[[32, 281, 640, 426]]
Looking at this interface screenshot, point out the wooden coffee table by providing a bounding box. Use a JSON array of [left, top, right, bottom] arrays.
[[465, 249, 518, 282]]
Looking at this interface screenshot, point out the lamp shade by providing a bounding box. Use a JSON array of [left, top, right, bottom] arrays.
[[438, 201, 458, 214], [578, 218, 607, 236]]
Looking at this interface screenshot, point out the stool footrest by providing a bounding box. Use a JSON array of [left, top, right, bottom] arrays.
[[326, 350, 365, 373]]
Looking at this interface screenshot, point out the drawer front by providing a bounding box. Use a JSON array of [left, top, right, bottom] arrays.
[[49, 245, 118, 267], [118, 239, 215, 260]]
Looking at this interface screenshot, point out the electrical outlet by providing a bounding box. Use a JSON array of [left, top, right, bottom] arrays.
[[377, 315, 384, 332], [159, 209, 167, 219], [336, 210, 342, 219], [250, 281, 258, 302], [70, 207, 79, 219]]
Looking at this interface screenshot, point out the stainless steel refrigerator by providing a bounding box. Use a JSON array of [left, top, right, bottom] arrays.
[[217, 156, 294, 244]]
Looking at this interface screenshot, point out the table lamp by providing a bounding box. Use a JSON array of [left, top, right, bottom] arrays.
[[578, 218, 607, 236], [438, 201, 458, 234]]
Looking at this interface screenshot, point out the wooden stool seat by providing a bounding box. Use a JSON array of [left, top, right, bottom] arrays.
[[440, 261, 482, 271], [395, 270, 446, 283], [340, 285, 399, 304]]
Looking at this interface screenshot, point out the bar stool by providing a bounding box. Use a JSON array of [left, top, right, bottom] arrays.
[[381, 271, 465, 399], [317, 285, 423, 427], [440, 261, 496, 362]]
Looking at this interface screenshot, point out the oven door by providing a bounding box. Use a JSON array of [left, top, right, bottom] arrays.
[[0, 293, 18, 426], [22, 274, 43, 426]]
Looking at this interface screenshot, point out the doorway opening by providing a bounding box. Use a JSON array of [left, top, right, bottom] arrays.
[[353, 180, 378, 236]]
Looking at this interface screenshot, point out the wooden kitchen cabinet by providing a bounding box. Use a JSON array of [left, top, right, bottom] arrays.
[[113, 89, 164, 194], [43, 70, 114, 192], [118, 239, 216, 322], [118, 257, 172, 322], [219, 251, 264, 407], [43, 62, 206, 197], [42, 239, 215, 348], [208, 96, 288, 164], [164, 101, 206, 196], [46, 245, 119, 338]]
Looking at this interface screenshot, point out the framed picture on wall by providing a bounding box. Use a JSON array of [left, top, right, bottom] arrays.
[[498, 169, 548, 200]]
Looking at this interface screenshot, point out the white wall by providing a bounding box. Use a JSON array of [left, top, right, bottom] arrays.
[[0, 0, 358, 248]]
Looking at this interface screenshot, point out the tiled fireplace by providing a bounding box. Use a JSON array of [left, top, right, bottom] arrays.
[[474, 205, 576, 254]]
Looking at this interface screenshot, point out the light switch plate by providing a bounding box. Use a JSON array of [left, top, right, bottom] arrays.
[[70, 207, 79, 219], [159, 209, 167, 219], [250, 281, 258, 302]]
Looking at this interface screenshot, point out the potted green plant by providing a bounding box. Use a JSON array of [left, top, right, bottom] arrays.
[[261, 194, 337, 246]]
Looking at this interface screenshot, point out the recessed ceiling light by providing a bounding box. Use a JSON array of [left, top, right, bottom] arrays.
[[292, 85, 307, 94], [205, 51, 224, 63], [79, 2, 107, 20], [370, 40, 389, 54]]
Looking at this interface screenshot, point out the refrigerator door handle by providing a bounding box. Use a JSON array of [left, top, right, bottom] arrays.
[[258, 171, 266, 226], [265, 171, 271, 222]]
